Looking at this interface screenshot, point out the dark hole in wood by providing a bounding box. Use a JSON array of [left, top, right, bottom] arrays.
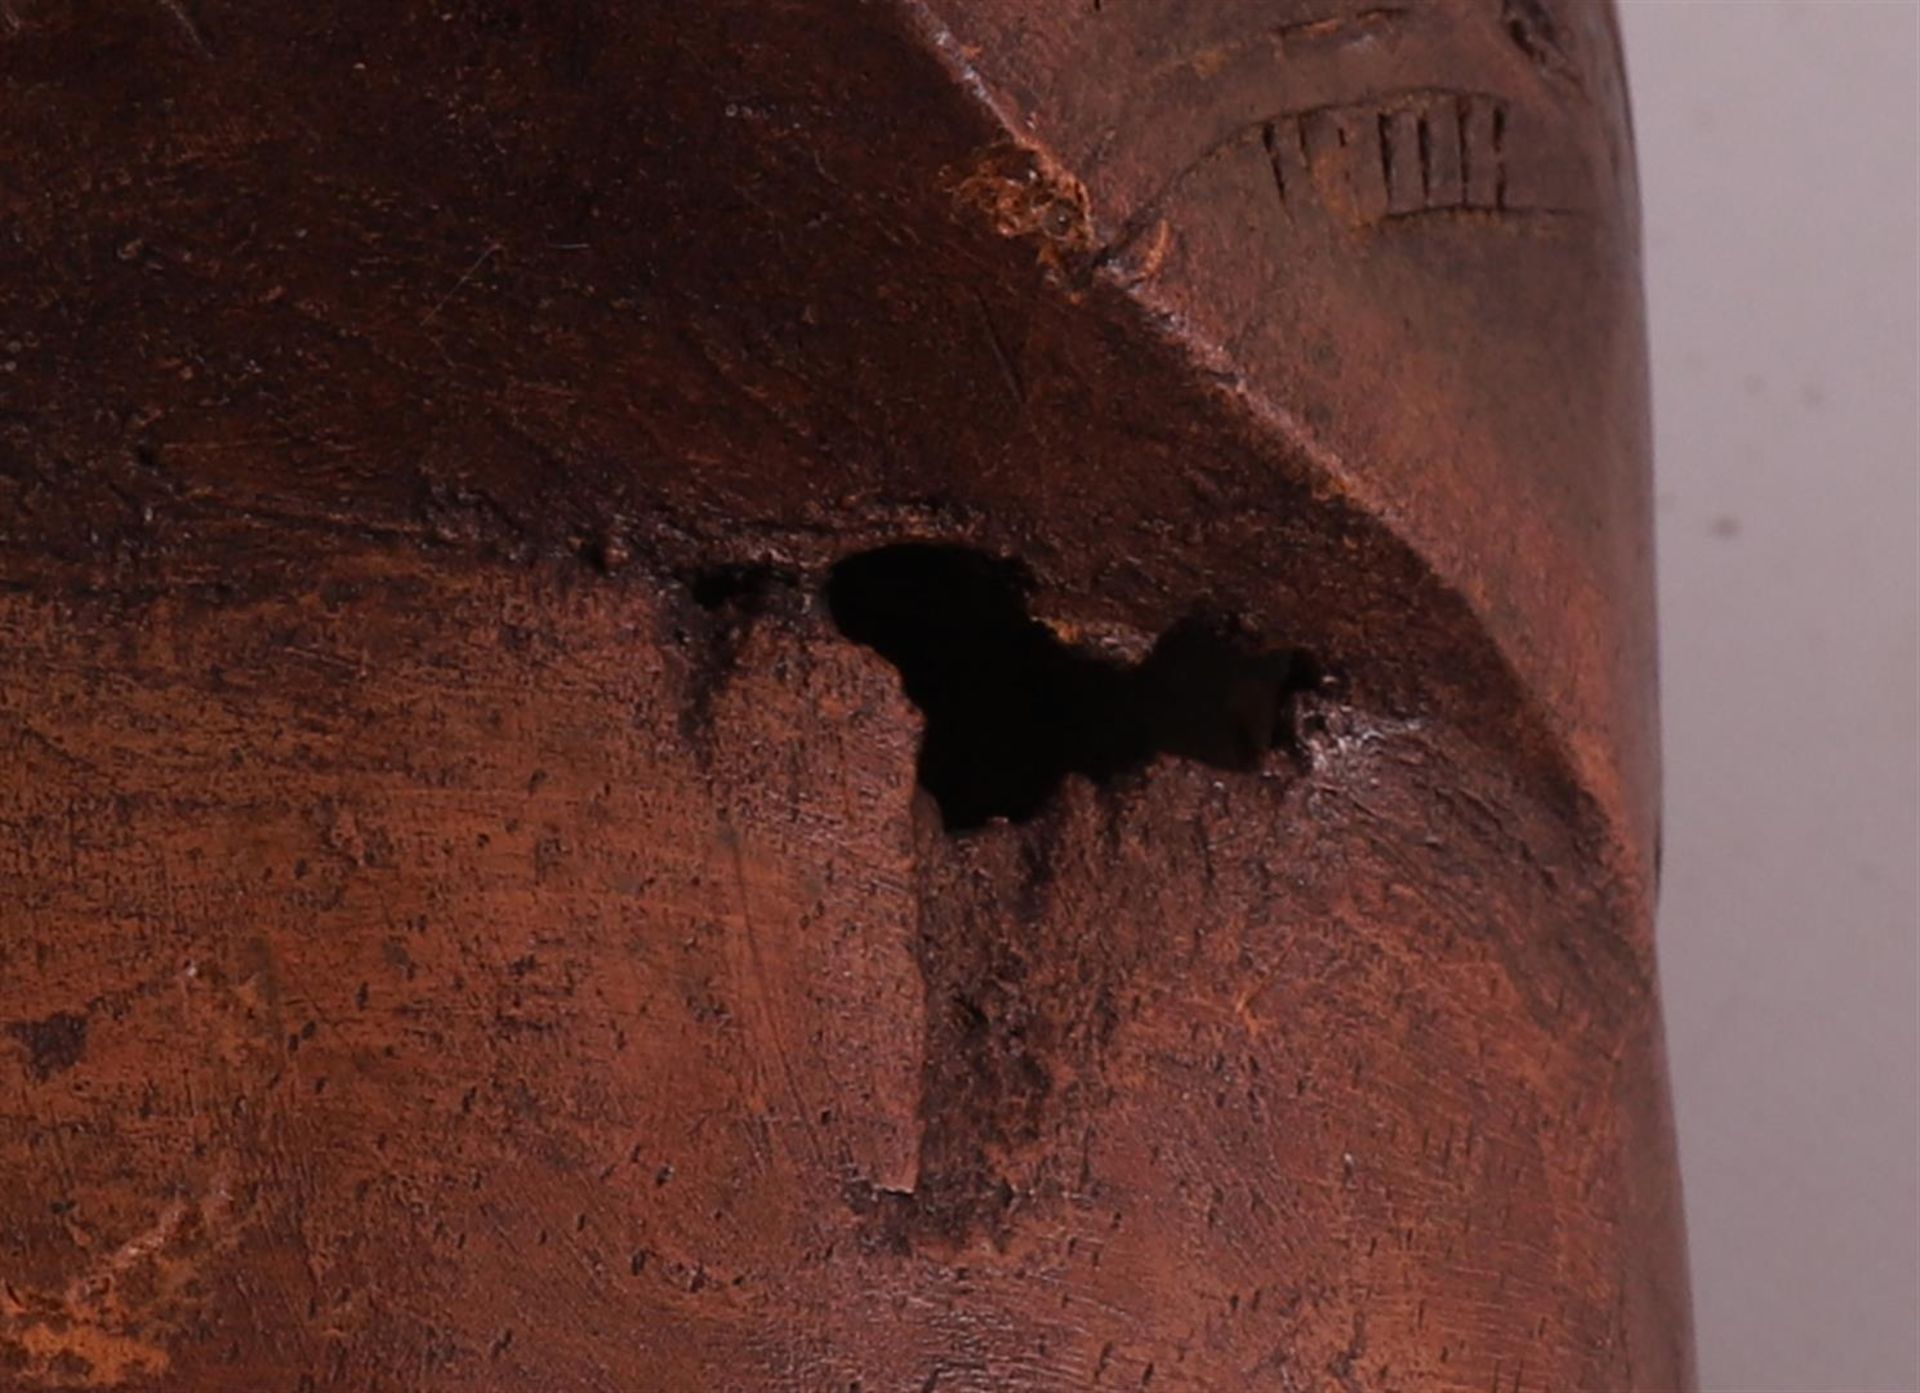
[[687, 563, 776, 612], [826, 544, 1318, 830]]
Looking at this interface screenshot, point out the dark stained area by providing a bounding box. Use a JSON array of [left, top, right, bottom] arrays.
[[8, 1012, 88, 1081]]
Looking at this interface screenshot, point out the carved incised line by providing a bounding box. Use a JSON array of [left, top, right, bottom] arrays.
[[1502, 0, 1582, 87], [1272, 6, 1409, 50]]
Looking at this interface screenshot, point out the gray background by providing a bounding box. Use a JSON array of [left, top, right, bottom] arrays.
[[1620, 3, 1919, 1389]]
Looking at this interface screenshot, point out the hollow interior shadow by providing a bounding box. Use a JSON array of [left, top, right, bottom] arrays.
[[826, 544, 1315, 830]]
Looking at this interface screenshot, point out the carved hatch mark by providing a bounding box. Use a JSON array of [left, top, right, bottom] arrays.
[[827, 545, 1318, 831], [1105, 87, 1575, 267], [1263, 89, 1514, 226]]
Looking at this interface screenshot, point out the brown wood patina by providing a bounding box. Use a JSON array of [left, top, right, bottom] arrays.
[[0, 1, 1692, 1388]]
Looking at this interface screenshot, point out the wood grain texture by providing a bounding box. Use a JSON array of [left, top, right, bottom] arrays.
[[0, 0, 1691, 1388]]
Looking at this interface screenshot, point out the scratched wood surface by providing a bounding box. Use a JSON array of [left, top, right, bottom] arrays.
[[0, 1, 1690, 1389]]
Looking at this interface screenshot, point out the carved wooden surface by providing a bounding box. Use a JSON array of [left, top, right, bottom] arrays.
[[0, 1, 1690, 1388]]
